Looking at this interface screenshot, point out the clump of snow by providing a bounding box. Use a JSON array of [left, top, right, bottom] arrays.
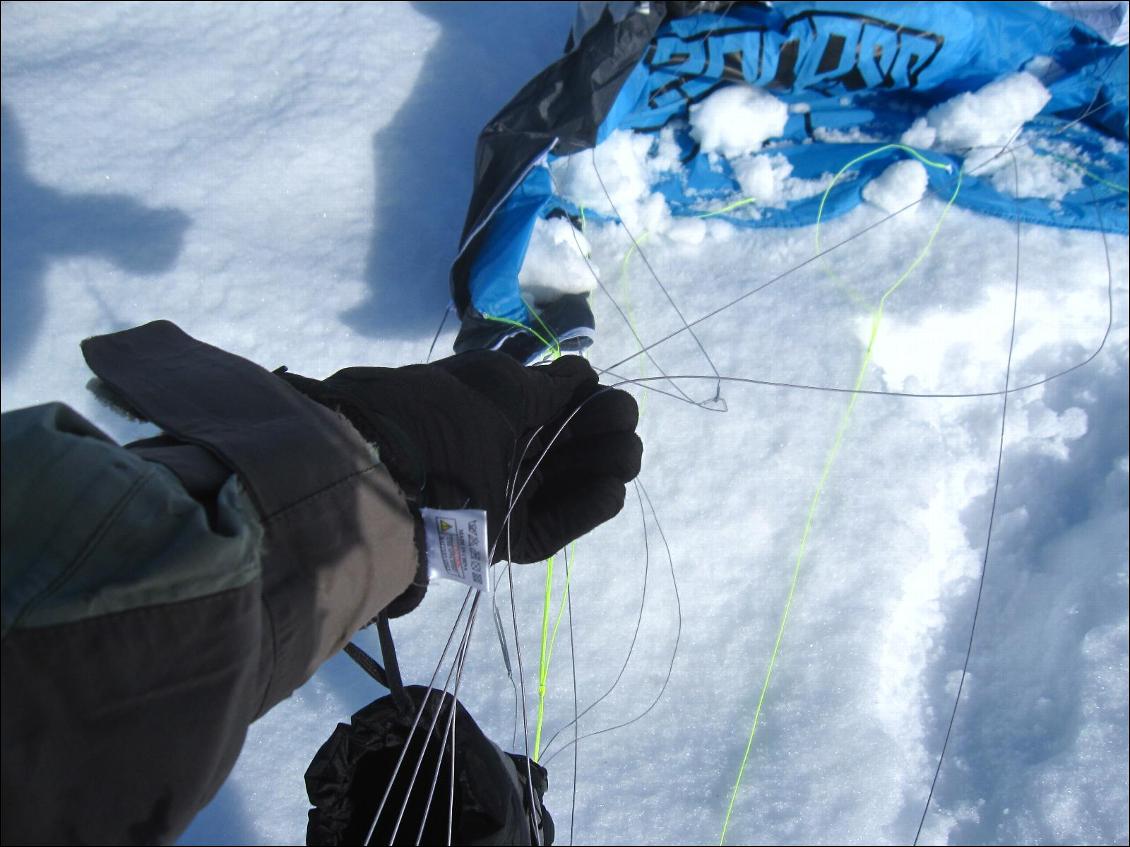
[[549, 127, 680, 232], [986, 144, 1085, 200], [728, 152, 837, 210], [518, 216, 597, 306], [552, 85, 825, 230], [862, 159, 929, 214], [902, 72, 1052, 171], [1102, 135, 1127, 156], [812, 125, 883, 144], [689, 84, 788, 158], [900, 118, 937, 150], [731, 153, 794, 205], [928, 72, 1051, 151]]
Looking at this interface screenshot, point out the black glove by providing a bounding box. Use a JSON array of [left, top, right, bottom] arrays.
[[278, 351, 642, 565]]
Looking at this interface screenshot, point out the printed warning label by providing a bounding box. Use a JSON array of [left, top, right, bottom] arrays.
[[420, 507, 490, 593]]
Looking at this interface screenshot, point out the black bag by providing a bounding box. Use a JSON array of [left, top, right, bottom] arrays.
[[306, 684, 553, 846]]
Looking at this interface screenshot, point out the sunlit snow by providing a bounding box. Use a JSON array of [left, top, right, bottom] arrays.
[[2, 3, 1126, 846]]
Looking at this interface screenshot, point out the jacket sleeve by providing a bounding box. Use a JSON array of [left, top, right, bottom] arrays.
[[0, 321, 422, 845]]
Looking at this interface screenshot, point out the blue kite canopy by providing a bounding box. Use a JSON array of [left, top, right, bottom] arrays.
[[451, 1, 1128, 361]]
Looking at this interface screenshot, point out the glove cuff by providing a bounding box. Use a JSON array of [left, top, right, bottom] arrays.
[[382, 503, 430, 618], [274, 367, 428, 502]]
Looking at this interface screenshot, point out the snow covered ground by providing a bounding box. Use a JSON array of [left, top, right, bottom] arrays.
[[2, 3, 1127, 845]]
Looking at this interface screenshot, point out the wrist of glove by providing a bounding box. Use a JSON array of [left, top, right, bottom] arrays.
[[277, 351, 642, 572]]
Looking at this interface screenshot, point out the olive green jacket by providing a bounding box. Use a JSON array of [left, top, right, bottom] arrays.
[[1, 322, 422, 845]]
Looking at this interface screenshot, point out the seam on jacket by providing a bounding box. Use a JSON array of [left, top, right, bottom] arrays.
[[253, 579, 278, 720], [4, 579, 259, 632], [5, 462, 157, 637], [261, 462, 386, 524]]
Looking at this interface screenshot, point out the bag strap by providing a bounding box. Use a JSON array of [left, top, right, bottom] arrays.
[[345, 611, 411, 714]]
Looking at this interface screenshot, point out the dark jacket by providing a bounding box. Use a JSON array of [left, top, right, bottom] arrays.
[[1, 321, 421, 845]]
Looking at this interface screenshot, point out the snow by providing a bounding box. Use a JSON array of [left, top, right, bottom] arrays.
[[863, 159, 930, 214], [985, 141, 1087, 201], [902, 117, 939, 150], [550, 127, 682, 232], [904, 72, 1053, 171], [519, 217, 598, 306], [928, 72, 1052, 151], [731, 153, 795, 206], [689, 84, 789, 158], [2, 4, 1127, 847], [727, 152, 837, 211], [812, 125, 885, 144]]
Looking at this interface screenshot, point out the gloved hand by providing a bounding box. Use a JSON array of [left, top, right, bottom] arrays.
[[278, 351, 642, 564]]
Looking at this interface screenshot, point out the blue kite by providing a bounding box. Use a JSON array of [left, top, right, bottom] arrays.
[[450, 1, 1128, 362]]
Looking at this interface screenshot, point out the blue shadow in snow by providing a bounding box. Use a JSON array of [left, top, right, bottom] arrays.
[[1, 103, 191, 377], [924, 341, 1130, 842], [341, 1, 575, 346]]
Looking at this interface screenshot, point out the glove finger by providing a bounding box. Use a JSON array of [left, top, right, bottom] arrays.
[[325, 365, 398, 383], [524, 355, 599, 426], [426, 351, 598, 431], [423, 352, 529, 431], [556, 387, 639, 439], [514, 474, 628, 563], [277, 370, 332, 403], [535, 353, 598, 383], [533, 430, 643, 485], [427, 350, 518, 386]]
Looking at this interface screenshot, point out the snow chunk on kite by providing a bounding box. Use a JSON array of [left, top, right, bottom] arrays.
[[731, 153, 794, 205], [929, 71, 1052, 149], [729, 152, 837, 211], [519, 216, 598, 306], [985, 142, 1086, 200], [549, 127, 681, 231], [690, 85, 788, 158], [863, 159, 929, 214], [903, 72, 1052, 169]]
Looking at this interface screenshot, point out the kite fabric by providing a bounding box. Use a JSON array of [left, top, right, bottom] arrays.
[[450, 0, 1128, 361]]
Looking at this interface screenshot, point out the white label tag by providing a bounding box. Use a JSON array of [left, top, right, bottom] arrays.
[[420, 508, 491, 593]]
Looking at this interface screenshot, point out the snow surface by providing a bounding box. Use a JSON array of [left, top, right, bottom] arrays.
[[2, 4, 1128, 847]]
